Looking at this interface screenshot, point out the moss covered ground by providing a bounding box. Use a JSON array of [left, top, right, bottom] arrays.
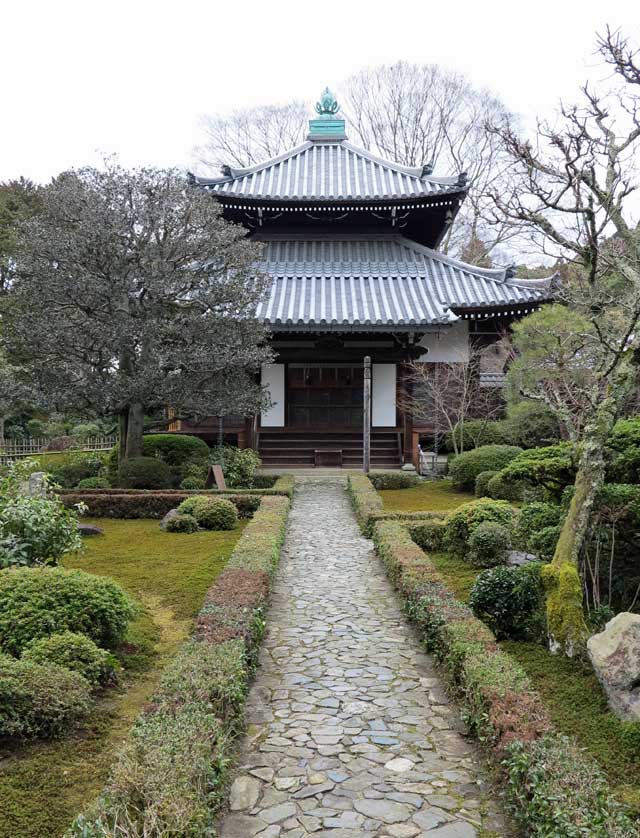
[[378, 479, 475, 513], [0, 518, 244, 838], [502, 640, 640, 812]]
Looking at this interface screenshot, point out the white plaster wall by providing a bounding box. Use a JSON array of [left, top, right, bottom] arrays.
[[416, 321, 469, 362], [372, 363, 396, 427], [261, 363, 285, 427]]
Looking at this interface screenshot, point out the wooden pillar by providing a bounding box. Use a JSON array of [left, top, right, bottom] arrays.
[[363, 356, 371, 473], [399, 361, 414, 465]]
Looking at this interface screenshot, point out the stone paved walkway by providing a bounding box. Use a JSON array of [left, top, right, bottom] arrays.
[[220, 476, 509, 838]]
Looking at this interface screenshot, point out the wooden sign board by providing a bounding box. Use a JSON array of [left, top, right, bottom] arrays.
[[204, 464, 226, 491]]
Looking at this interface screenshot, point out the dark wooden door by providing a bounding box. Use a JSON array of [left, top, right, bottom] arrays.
[[287, 365, 364, 428]]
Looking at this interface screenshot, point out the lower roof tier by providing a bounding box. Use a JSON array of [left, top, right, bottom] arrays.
[[253, 235, 556, 331]]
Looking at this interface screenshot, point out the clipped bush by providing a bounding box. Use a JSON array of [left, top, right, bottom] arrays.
[[70, 422, 102, 440], [0, 655, 92, 737], [192, 497, 238, 531], [468, 521, 510, 567], [76, 476, 111, 490], [443, 498, 517, 557], [0, 567, 136, 656], [409, 518, 447, 552], [449, 445, 522, 492], [501, 443, 577, 501], [61, 490, 260, 520], [445, 419, 511, 453], [347, 473, 384, 536], [179, 475, 205, 490], [116, 456, 172, 489], [209, 445, 262, 488], [501, 402, 561, 449], [164, 513, 199, 534], [107, 434, 210, 485], [470, 563, 543, 639], [368, 470, 420, 490], [515, 502, 564, 551], [475, 470, 497, 498], [487, 470, 524, 502], [22, 631, 117, 685], [48, 453, 106, 489]]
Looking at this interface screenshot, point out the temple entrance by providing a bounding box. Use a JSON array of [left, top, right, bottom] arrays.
[[287, 364, 364, 429]]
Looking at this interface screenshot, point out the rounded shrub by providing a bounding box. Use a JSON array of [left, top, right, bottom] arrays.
[[191, 497, 237, 531], [486, 471, 524, 502], [116, 456, 172, 489], [209, 445, 261, 488], [164, 513, 199, 534], [470, 563, 544, 640], [49, 453, 106, 489], [22, 631, 117, 685], [76, 476, 111, 490], [368, 471, 420, 490], [448, 445, 523, 492], [177, 495, 207, 516], [443, 498, 517, 557], [107, 434, 210, 485], [0, 567, 136, 656], [501, 402, 560, 449], [515, 502, 564, 551], [0, 655, 92, 737], [475, 470, 497, 498], [468, 521, 511, 567]]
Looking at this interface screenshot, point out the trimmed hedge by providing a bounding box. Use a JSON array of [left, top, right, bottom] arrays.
[[367, 470, 420, 490], [369, 518, 637, 836], [443, 498, 517, 558], [22, 631, 117, 685], [60, 491, 261, 519], [347, 473, 384, 536], [67, 492, 291, 837], [116, 456, 172, 489]]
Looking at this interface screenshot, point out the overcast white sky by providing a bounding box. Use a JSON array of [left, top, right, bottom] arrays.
[[2, 0, 638, 183]]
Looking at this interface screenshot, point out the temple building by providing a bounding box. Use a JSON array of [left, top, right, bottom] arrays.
[[176, 89, 555, 468]]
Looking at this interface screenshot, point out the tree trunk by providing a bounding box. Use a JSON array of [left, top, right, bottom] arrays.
[[124, 403, 144, 459], [542, 356, 636, 656], [0, 415, 5, 443], [118, 410, 128, 465]]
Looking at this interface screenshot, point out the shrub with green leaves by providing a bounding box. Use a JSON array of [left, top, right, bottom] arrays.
[[469, 563, 543, 639], [179, 475, 206, 490], [529, 525, 562, 560], [180, 496, 238, 530], [501, 402, 561, 449], [0, 567, 136, 655], [0, 494, 83, 569], [0, 654, 92, 737], [486, 470, 524, 502], [368, 471, 420, 490], [475, 470, 496, 498], [76, 476, 111, 490], [164, 513, 199, 534], [409, 518, 447, 552], [116, 456, 172, 489], [506, 734, 636, 837], [445, 419, 512, 453], [500, 443, 577, 501], [22, 631, 117, 685], [449, 445, 523, 492], [443, 498, 517, 557], [515, 502, 564, 551], [107, 434, 211, 485], [209, 445, 261, 488], [468, 521, 510, 567], [607, 417, 640, 483]]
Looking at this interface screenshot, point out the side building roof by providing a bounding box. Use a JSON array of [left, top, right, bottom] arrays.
[[253, 235, 555, 331], [190, 141, 466, 204]]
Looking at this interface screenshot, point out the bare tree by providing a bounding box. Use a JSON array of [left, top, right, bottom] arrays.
[[400, 347, 504, 457], [490, 28, 640, 654], [193, 101, 309, 172], [340, 62, 520, 256]]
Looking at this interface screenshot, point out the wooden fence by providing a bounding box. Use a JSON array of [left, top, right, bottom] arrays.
[[0, 435, 117, 461]]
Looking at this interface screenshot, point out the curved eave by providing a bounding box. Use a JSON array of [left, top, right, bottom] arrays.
[[210, 192, 466, 210]]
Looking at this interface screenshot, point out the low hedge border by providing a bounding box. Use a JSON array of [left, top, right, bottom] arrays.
[[370, 519, 637, 837], [66, 493, 291, 838], [347, 473, 443, 537], [61, 491, 262, 519]]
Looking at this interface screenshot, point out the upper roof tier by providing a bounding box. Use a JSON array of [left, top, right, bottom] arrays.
[[191, 141, 466, 204]]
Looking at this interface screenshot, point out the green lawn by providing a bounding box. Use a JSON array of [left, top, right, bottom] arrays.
[[378, 479, 474, 513], [0, 518, 244, 838]]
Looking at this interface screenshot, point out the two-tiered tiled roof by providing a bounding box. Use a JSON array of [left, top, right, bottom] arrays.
[[254, 236, 555, 331]]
